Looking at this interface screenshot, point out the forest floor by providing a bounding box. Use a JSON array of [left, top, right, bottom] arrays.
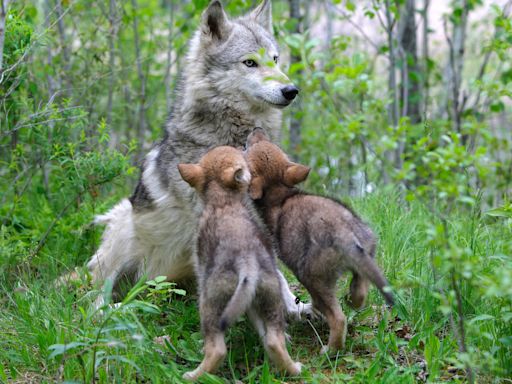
[[0, 189, 509, 383]]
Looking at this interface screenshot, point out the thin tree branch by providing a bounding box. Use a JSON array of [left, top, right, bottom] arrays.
[[469, 0, 512, 112], [329, 2, 380, 52], [0, 1, 73, 85]]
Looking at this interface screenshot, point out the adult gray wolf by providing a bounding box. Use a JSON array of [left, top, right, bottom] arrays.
[[244, 128, 394, 354], [178, 146, 301, 381], [86, 0, 309, 316]]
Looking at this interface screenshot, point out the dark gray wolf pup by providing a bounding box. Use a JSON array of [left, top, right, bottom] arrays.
[[245, 129, 394, 354], [86, 0, 309, 316], [178, 146, 302, 381]]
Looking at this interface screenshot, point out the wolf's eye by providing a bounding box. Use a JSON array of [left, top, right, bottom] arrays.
[[273, 55, 278, 63], [243, 59, 258, 68]]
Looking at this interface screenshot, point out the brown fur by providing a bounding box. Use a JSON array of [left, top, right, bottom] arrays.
[[245, 129, 394, 354], [178, 146, 301, 381]]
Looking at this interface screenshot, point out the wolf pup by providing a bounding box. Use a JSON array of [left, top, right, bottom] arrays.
[[86, 0, 310, 317], [178, 146, 301, 381], [245, 129, 394, 354]]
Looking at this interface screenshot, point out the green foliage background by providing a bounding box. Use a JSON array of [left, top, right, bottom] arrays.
[[0, 0, 511, 382]]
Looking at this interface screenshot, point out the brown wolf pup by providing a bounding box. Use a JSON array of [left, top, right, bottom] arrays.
[[245, 129, 394, 354], [178, 146, 301, 381]]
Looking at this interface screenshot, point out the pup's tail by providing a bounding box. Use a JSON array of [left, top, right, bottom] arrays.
[[336, 237, 394, 306], [219, 270, 259, 332], [359, 255, 394, 306]]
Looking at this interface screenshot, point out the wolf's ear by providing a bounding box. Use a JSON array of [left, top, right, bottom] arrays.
[[202, 1, 232, 41], [249, 0, 273, 33], [249, 176, 264, 200], [283, 163, 310, 186], [178, 163, 204, 189], [247, 128, 270, 147]]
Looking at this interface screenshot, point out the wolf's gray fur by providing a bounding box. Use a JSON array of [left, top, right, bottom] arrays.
[[87, 1, 310, 316], [245, 129, 394, 354], [178, 146, 301, 381]]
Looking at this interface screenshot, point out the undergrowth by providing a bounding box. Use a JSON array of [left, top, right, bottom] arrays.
[[1, 189, 510, 383]]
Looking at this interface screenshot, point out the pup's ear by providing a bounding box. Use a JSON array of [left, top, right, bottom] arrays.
[[283, 163, 310, 186], [249, 176, 264, 200], [178, 163, 203, 189], [246, 128, 270, 147], [202, 0, 232, 41], [221, 166, 250, 187], [249, 0, 273, 33], [234, 168, 245, 183]]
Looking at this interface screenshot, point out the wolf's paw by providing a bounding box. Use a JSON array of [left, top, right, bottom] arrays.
[[287, 301, 320, 321]]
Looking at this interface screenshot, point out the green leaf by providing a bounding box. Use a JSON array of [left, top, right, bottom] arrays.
[[0, 364, 7, 382], [490, 101, 504, 112], [499, 336, 512, 346], [48, 342, 88, 359], [94, 355, 141, 371], [468, 314, 495, 324], [129, 300, 161, 314], [172, 288, 187, 296], [485, 203, 512, 218]]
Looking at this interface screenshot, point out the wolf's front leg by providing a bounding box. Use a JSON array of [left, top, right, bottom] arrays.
[[276, 270, 315, 320]]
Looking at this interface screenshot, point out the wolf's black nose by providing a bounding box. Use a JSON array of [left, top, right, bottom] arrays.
[[281, 85, 299, 101]]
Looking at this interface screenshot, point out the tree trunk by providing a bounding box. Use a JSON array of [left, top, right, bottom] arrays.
[[0, 0, 9, 74], [445, 0, 469, 143], [106, 0, 118, 129], [422, 0, 430, 117], [288, 0, 302, 161], [164, 0, 175, 113], [131, 0, 147, 164], [55, 0, 72, 97], [43, 0, 57, 194], [383, 0, 400, 181], [399, 0, 421, 124]]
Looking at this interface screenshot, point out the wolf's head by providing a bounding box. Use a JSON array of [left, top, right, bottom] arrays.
[[185, 1, 298, 112], [178, 146, 251, 196], [245, 128, 310, 199]]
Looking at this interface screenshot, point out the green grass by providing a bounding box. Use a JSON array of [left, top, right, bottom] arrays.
[[1, 189, 511, 383]]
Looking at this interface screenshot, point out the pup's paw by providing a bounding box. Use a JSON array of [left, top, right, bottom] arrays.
[[319, 345, 330, 356], [319, 345, 343, 357], [288, 361, 302, 376], [182, 370, 200, 381]]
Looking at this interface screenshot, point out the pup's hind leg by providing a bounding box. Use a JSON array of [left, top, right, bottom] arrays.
[[310, 289, 347, 354], [183, 332, 227, 381], [247, 308, 266, 339], [347, 272, 370, 309], [263, 326, 302, 376], [256, 274, 302, 375]]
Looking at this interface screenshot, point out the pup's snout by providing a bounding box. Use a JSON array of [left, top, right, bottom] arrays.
[[281, 85, 299, 101]]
